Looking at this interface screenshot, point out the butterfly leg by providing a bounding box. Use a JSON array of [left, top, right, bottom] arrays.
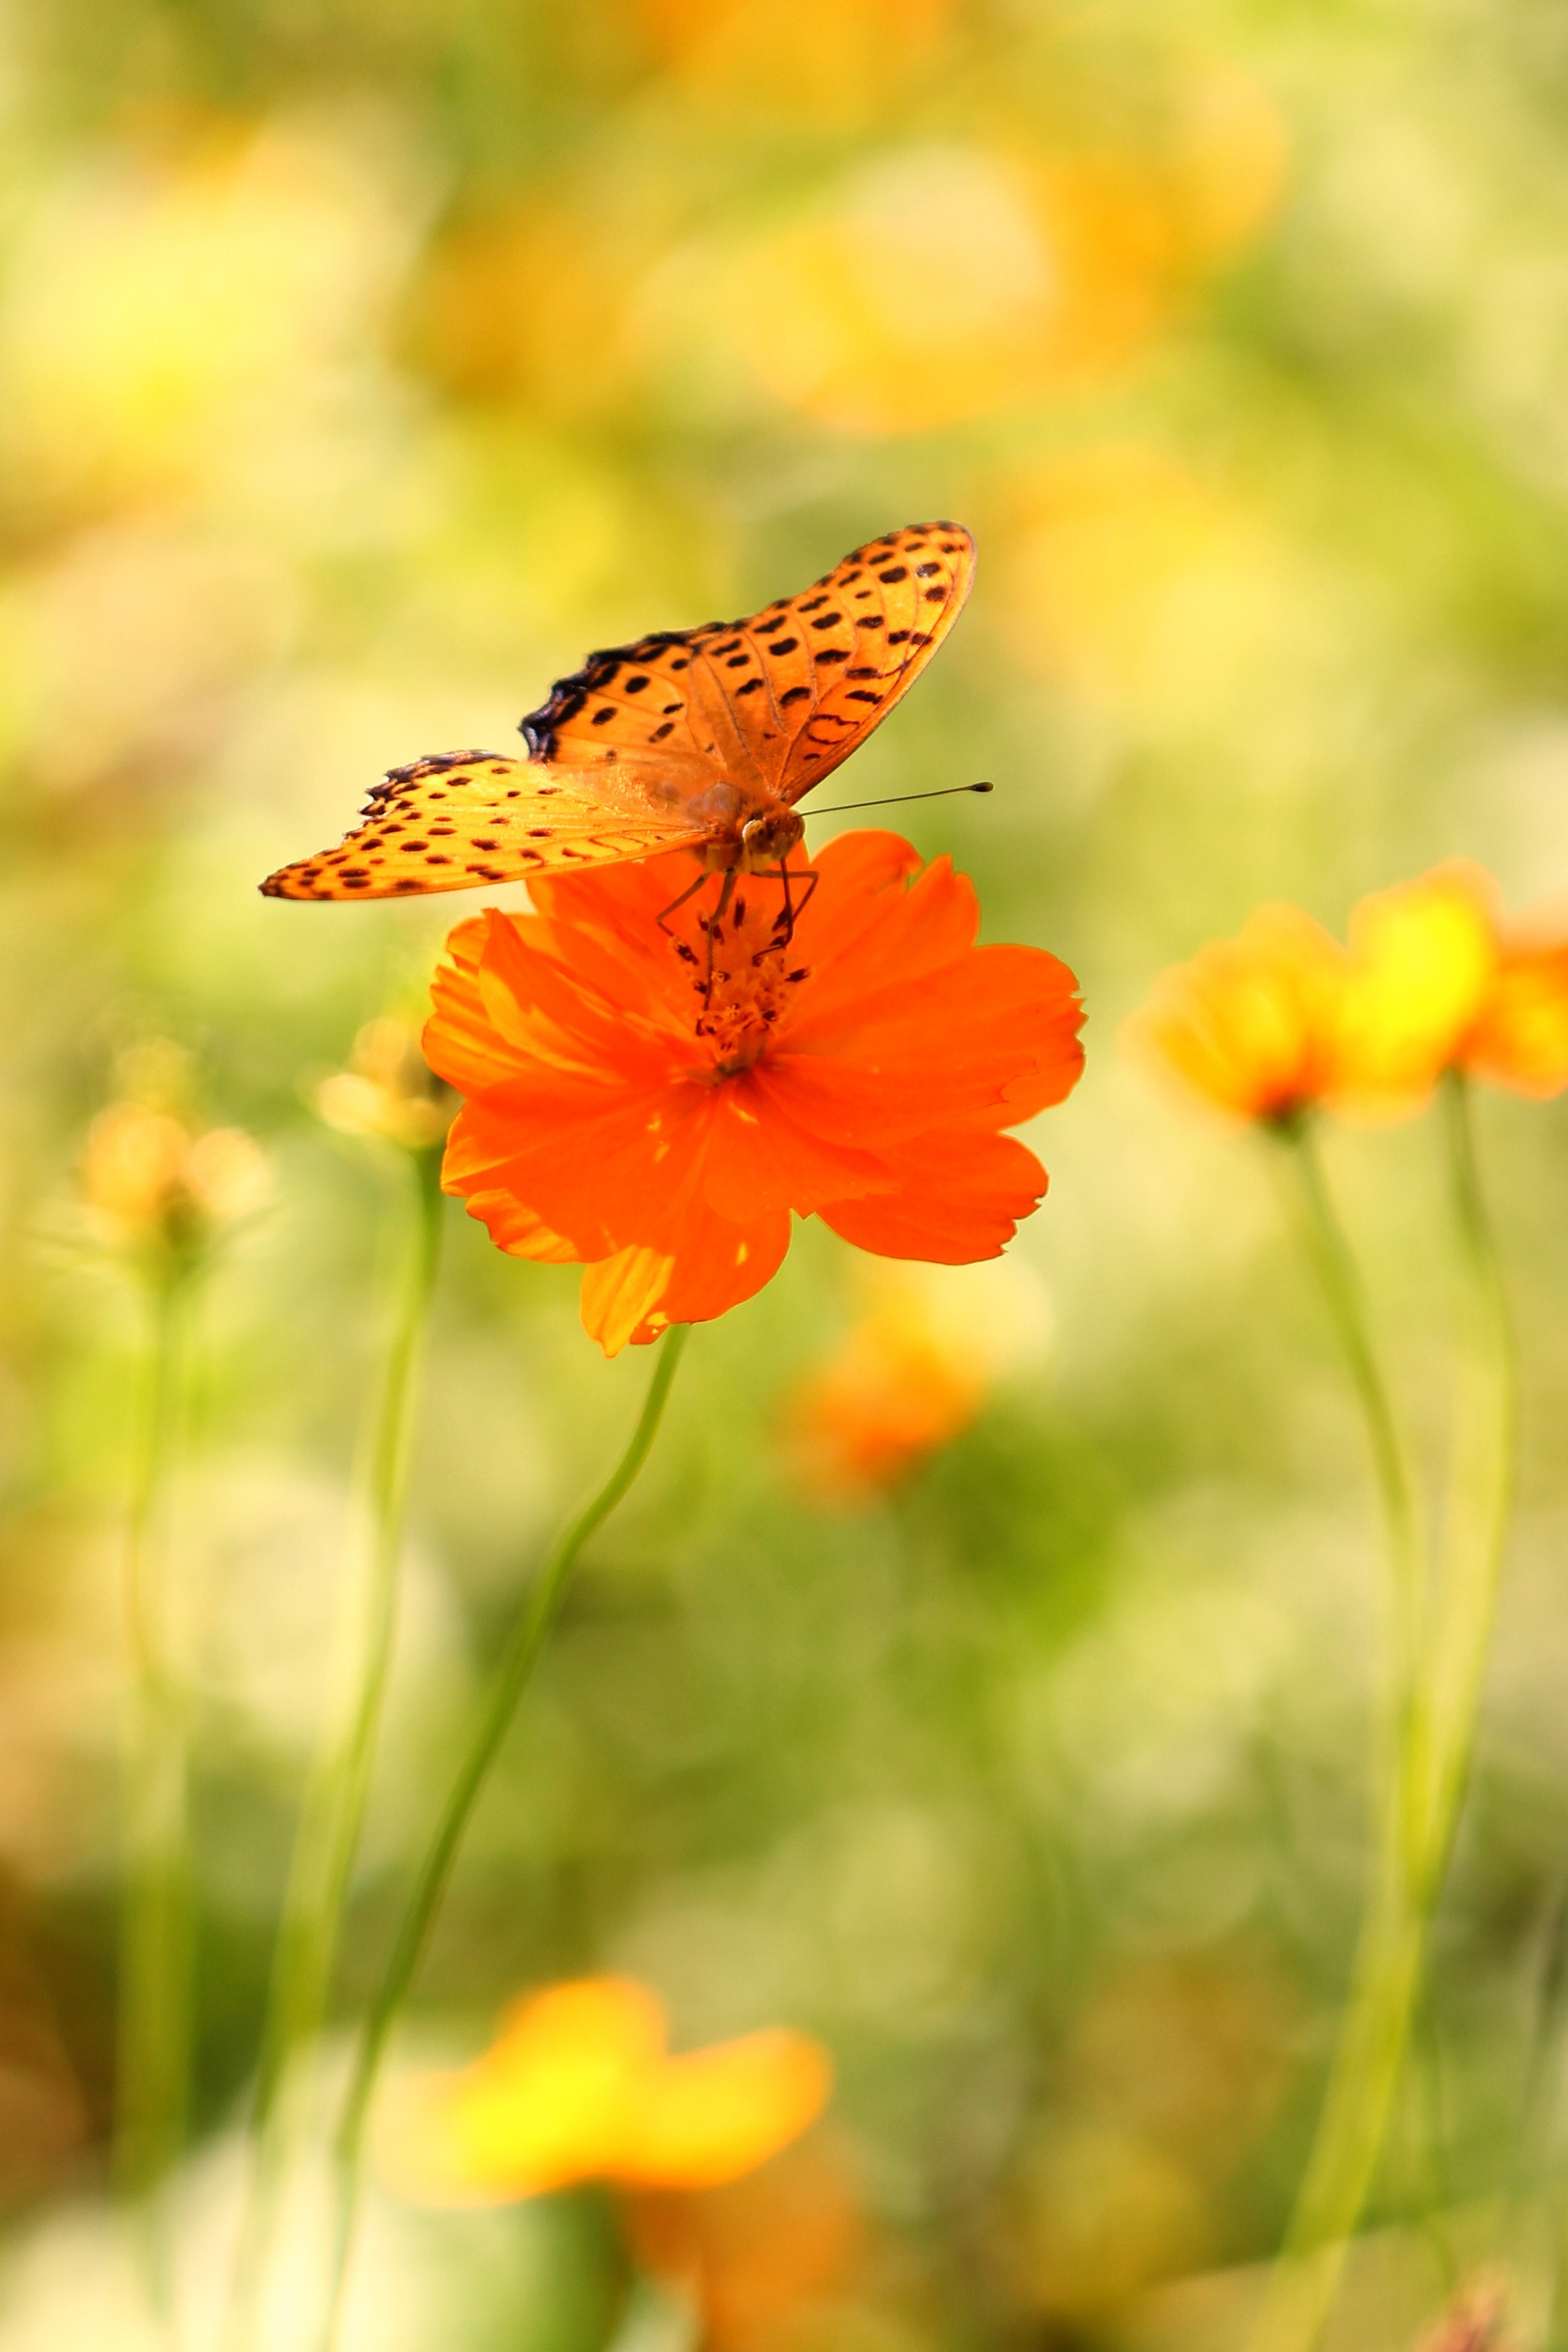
[[699, 867, 738, 1018], [655, 867, 717, 936], [764, 862, 820, 957]]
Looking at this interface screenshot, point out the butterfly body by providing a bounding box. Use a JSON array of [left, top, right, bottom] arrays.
[[259, 522, 974, 902]]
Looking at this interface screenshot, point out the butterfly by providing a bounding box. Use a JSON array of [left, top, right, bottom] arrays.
[[259, 522, 976, 920]]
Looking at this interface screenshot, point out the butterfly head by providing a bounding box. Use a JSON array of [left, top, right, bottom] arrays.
[[737, 807, 805, 871]]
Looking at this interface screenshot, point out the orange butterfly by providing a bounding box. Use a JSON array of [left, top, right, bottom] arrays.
[[259, 523, 976, 924]]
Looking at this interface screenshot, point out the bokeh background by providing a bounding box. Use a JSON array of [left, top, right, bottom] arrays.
[[4, 0, 1568, 2345]]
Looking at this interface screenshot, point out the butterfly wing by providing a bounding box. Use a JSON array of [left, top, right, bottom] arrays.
[[260, 521, 977, 903], [774, 521, 975, 801], [259, 749, 715, 902], [518, 521, 976, 807]]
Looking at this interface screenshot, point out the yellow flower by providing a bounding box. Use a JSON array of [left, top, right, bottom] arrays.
[[381, 1976, 832, 2205], [1336, 862, 1568, 1111], [80, 1095, 270, 1265], [1129, 905, 1350, 1124], [315, 1015, 453, 1152], [1333, 864, 1500, 1111]]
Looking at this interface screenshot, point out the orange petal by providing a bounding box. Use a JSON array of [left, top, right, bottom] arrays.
[[819, 1130, 1048, 1262], [580, 1244, 677, 1355], [1466, 943, 1568, 1098]]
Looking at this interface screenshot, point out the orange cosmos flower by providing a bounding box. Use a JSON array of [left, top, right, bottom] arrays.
[[1129, 904, 1349, 1124], [423, 831, 1085, 1355], [380, 1975, 832, 2205], [782, 1297, 985, 1502], [1337, 862, 1568, 1109], [624, 2133, 867, 2352]]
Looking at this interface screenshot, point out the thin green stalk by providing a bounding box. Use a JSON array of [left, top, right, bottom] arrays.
[[223, 1147, 444, 2352], [1282, 1125, 1426, 1723], [314, 1321, 692, 2352], [1249, 1124, 1429, 2352], [1252, 1101, 1516, 2352], [115, 1265, 194, 2323], [1424, 1074, 1516, 1861]]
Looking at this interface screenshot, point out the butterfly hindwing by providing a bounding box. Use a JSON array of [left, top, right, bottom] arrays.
[[260, 751, 711, 901]]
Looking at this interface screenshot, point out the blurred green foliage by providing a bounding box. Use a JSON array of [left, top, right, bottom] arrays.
[[3, 0, 1568, 2345]]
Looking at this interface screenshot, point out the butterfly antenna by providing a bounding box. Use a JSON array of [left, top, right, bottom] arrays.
[[805, 780, 995, 817]]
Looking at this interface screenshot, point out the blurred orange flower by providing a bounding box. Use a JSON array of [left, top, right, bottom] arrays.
[[424, 832, 1085, 1356], [781, 1300, 985, 1502], [381, 1976, 831, 2205], [1414, 2277, 1510, 2352], [1337, 862, 1568, 1109], [625, 2133, 867, 2352], [1128, 905, 1349, 1124]]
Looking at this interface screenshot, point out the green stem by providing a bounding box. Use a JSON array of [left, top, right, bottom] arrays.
[[1252, 1101, 1516, 2352], [1424, 1074, 1515, 1869], [223, 1148, 445, 2352], [115, 1266, 193, 2322], [1283, 1126, 1426, 1713], [314, 1322, 692, 2352], [1249, 1125, 1429, 2352]]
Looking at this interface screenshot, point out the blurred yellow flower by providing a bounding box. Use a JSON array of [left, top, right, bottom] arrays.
[[1135, 865, 1568, 1130], [0, 119, 407, 525], [1334, 864, 1500, 1111], [1130, 907, 1350, 1124], [316, 1015, 453, 1153], [711, 73, 1283, 433], [632, 0, 950, 128], [780, 1301, 986, 1503], [1338, 862, 1568, 1109], [80, 1091, 270, 1266], [995, 443, 1281, 710], [381, 1976, 832, 2205]]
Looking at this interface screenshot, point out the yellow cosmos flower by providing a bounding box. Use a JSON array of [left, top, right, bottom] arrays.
[[1333, 864, 1499, 1111], [1337, 862, 1568, 1110], [1135, 864, 1568, 1129], [381, 1976, 832, 2205], [1128, 905, 1349, 1124], [315, 1013, 454, 1153]]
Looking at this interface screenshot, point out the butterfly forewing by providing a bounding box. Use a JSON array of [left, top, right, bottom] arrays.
[[516, 522, 976, 812], [259, 751, 712, 901], [776, 523, 975, 801]]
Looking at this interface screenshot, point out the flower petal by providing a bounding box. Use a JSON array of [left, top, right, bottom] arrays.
[[612, 2031, 833, 2189], [818, 1130, 1048, 1261], [1466, 944, 1568, 1098]]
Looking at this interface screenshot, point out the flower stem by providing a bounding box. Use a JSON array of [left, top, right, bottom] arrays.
[[223, 1147, 445, 2352], [1249, 1126, 1427, 2352], [1424, 1074, 1515, 1878], [314, 1322, 692, 2352], [115, 1265, 193, 2322], [1251, 1105, 1516, 2352]]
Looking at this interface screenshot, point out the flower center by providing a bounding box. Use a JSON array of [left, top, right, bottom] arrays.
[[672, 889, 810, 1077]]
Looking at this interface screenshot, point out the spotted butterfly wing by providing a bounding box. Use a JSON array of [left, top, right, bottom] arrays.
[[259, 521, 975, 902], [519, 521, 976, 803], [259, 750, 715, 900]]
